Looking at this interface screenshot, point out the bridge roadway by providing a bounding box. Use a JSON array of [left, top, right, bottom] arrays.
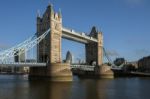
[[0, 62, 47, 67], [71, 65, 95, 71], [0, 62, 96, 71], [62, 27, 98, 44]]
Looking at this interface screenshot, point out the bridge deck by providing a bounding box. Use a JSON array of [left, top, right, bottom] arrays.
[[0, 63, 95, 71], [71, 65, 95, 71], [0, 62, 46, 67]]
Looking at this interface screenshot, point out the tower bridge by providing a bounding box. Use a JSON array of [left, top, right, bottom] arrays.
[[0, 4, 107, 81]]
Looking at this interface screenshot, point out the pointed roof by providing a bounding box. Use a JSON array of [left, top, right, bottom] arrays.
[[90, 26, 98, 37], [46, 2, 54, 14]]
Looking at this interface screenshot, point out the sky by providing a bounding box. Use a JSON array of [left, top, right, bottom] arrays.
[[0, 0, 150, 62]]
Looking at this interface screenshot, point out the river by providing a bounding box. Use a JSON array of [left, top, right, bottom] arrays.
[[0, 75, 150, 99]]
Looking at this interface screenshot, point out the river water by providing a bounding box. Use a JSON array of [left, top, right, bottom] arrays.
[[0, 75, 150, 99]]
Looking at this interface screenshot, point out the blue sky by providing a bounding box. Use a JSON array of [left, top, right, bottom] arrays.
[[0, 0, 150, 62]]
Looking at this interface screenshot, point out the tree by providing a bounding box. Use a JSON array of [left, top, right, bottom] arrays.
[[114, 58, 125, 66]]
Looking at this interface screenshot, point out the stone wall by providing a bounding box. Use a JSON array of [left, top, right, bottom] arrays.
[[138, 56, 150, 72]]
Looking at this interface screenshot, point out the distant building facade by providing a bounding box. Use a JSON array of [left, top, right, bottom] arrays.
[[126, 61, 138, 69], [14, 50, 25, 62], [138, 56, 150, 72], [66, 51, 72, 64]]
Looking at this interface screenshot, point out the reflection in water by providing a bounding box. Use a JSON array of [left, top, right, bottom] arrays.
[[1, 75, 150, 99], [28, 80, 72, 99]]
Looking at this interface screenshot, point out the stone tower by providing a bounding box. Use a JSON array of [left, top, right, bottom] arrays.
[[29, 4, 72, 81], [86, 26, 103, 66], [37, 4, 62, 63]]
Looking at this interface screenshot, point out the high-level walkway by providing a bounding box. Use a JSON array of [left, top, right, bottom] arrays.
[[62, 27, 98, 43]]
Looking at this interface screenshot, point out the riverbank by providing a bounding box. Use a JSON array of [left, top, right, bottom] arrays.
[[113, 69, 150, 77]]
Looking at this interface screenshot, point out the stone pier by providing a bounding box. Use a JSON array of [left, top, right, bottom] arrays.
[[29, 63, 72, 81]]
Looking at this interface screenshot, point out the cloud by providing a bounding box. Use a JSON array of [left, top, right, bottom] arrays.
[[0, 44, 10, 50], [103, 49, 120, 63], [104, 50, 120, 57], [125, 0, 144, 6], [134, 49, 150, 57]]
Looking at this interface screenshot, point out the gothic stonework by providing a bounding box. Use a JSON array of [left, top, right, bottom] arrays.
[[37, 5, 103, 66], [37, 4, 62, 63], [97, 32, 103, 65], [29, 4, 104, 81], [86, 26, 103, 66], [29, 4, 72, 82]]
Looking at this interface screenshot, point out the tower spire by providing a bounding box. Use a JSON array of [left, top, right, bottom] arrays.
[[47, 2, 54, 15], [48, 1, 53, 7], [48, 1, 51, 5]]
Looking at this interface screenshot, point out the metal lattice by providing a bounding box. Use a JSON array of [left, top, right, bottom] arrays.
[[0, 28, 50, 62]]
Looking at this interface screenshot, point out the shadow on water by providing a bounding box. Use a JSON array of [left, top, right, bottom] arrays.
[[28, 78, 73, 99], [66, 76, 110, 99]]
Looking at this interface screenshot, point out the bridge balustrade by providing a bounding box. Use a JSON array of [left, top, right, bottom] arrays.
[[71, 65, 95, 71], [0, 62, 46, 67]]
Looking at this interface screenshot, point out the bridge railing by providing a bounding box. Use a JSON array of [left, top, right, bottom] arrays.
[[0, 62, 46, 67], [71, 65, 95, 71]]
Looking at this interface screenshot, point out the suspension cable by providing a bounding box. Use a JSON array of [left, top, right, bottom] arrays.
[[103, 47, 113, 64], [0, 28, 50, 62]]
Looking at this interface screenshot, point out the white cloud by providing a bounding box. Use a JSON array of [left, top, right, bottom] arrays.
[[105, 50, 120, 57], [0, 44, 10, 50], [125, 0, 145, 6], [134, 49, 150, 58], [124, 49, 150, 61]]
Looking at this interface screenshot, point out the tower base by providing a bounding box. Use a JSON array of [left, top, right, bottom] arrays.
[[95, 64, 114, 78], [29, 63, 72, 82]]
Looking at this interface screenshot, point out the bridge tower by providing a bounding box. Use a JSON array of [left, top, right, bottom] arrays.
[[29, 4, 72, 81], [37, 4, 62, 63], [86, 26, 103, 66]]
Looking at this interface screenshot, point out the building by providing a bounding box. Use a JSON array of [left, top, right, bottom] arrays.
[[138, 56, 150, 72], [126, 61, 138, 69], [14, 50, 25, 62]]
